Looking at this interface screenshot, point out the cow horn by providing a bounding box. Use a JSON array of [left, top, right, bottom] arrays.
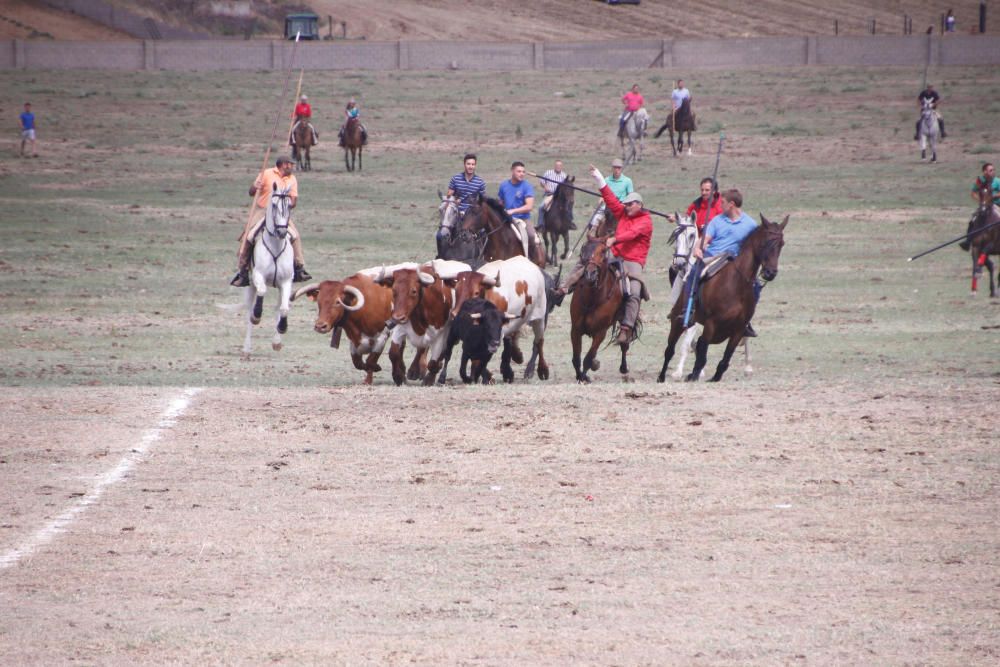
[[470, 313, 482, 320], [481, 276, 497, 287], [418, 270, 435, 285], [372, 265, 387, 284], [338, 285, 365, 311], [291, 283, 321, 302]]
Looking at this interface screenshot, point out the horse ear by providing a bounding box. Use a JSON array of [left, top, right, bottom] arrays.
[[779, 215, 789, 229], [759, 213, 770, 226], [438, 189, 443, 200], [272, 182, 278, 193]]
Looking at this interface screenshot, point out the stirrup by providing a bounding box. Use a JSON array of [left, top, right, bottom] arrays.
[[743, 322, 758, 338], [230, 270, 250, 287]]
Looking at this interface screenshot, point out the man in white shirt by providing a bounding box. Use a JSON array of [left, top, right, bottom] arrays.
[[538, 160, 575, 231], [671, 79, 691, 112]]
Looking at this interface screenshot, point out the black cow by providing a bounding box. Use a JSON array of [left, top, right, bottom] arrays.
[[445, 297, 506, 384]]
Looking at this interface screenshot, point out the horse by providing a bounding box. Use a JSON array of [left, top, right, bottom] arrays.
[[542, 178, 575, 266], [435, 194, 481, 267], [917, 98, 939, 163], [343, 117, 363, 172], [657, 215, 788, 383], [664, 213, 751, 380], [619, 108, 648, 166], [654, 97, 697, 157], [292, 121, 312, 172], [569, 238, 635, 383], [459, 195, 547, 269], [241, 183, 295, 356], [962, 185, 1000, 296]]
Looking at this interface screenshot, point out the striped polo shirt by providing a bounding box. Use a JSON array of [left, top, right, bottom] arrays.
[[448, 172, 486, 213]]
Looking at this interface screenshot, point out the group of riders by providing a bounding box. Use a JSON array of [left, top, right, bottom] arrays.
[[617, 80, 691, 139], [287, 94, 368, 159]]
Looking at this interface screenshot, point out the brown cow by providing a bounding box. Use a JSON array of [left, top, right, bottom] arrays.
[[378, 265, 457, 386], [292, 273, 393, 385]]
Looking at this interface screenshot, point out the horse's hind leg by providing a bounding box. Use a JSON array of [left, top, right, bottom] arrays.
[[242, 286, 256, 355], [708, 336, 743, 382], [987, 257, 997, 298], [657, 320, 684, 382], [672, 325, 699, 380], [561, 232, 570, 261], [742, 339, 753, 377]]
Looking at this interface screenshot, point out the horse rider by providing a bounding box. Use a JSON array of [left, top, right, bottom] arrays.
[[685, 177, 723, 231], [914, 83, 945, 140], [619, 83, 645, 138], [338, 98, 368, 147], [691, 188, 759, 337], [554, 157, 634, 297], [289, 94, 318, 150], [497, 161, 540, 257], [437, 153, 486, 257], [590, 163, 652, 345], [230, 156, 312, 287], [537, 159, 576, 233], [671, 78, 691, 114], [970, 162, 1000, 205]]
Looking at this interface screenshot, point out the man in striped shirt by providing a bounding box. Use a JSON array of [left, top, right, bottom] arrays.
[[438, 153, 487, 254]]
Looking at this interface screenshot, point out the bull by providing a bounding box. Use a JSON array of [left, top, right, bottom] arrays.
[[450, 256, 549, 383], [447, 297, 506, 384]]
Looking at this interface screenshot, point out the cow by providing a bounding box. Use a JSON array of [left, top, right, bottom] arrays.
[[450, 255, 549, 383], [447, 297, 506, 384], [376, 263, 457, 386], [291, 273, 393, 385]]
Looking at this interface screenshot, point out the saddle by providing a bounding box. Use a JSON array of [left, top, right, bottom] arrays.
[[700, 253, 735, 281]]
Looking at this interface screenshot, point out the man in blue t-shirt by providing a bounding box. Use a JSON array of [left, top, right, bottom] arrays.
[[19, 102, 37, 158], [693, 188, 761, 336], [497, 161, 538, 257]]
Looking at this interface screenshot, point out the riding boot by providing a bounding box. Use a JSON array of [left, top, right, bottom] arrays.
[[744, 322, 758, 338], [616, 325, 632, 346], [293, 264, 312, 283], [230, 244, 251, 287]]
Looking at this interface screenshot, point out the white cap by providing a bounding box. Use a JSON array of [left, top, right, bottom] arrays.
[[622, 192, 643, 205]]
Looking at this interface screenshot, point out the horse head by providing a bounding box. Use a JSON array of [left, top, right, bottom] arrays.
[[584, 237, 611, 284], [756, 214, 788, 282], [265, 182, 291, 239], [438, 192, 461, 232], [557, 177, 576, 210], [669, 213, 699, 272]]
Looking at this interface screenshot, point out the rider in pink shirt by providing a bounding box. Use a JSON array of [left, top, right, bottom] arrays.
[[620, 84, 644, 136]]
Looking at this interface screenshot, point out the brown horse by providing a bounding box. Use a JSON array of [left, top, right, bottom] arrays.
[[292, 121, 312, 172], [570, 238, 633, 383], [459, 196, 547, 269], [657, 215, 788, 383], [343, 117, 363, 172], [654, 97, 696, 157], [542, 178, 575, 266], [961, 185, 1000, 296]]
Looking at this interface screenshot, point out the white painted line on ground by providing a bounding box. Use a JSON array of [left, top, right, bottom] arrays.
[[0, 387, 204, 571]]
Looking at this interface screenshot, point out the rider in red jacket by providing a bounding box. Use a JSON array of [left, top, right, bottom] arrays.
[[685, 177, 723, 230]]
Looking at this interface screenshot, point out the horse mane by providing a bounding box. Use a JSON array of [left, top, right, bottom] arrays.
[[482, 196, 513, 224]]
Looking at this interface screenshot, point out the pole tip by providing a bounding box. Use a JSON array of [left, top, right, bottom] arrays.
[[295, 31, 301, 42], [906, 257, 913, 262]]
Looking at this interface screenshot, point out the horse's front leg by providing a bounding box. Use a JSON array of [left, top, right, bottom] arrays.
[[669, 129, 678, 157], [686, 334, 710, 382], [250, 271, 266, 325], [571, 325, 587, 382], [272, 279, 291, 352], [561, 231, 570, 260], [987, 257, 997, 298], [709, 335, 744, 383], [672, 324, 699, 380]]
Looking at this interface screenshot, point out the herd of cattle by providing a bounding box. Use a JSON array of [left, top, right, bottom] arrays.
[[288, 256, 551, 385]]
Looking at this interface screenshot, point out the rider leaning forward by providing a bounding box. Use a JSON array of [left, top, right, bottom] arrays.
[[230, 156, 312, 287]]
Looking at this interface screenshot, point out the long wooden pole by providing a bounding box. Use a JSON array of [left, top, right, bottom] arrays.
[[244, 33, 302, 231]]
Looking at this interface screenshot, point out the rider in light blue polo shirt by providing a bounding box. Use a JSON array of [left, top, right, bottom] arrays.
[[694, 188, 761, 336], [497, 160, 539, 254]]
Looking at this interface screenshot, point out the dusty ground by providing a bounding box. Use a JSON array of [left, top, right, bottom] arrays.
[[2, 381, 999, 664]]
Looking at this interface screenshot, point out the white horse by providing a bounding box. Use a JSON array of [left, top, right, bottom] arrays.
[[619, 108, 648, 166], [242, 183, 295, 355], [665, 213, 752, 380], [918, 98, 940, 163]]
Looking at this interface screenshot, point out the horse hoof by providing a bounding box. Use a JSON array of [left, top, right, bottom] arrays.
[[277, 317, 288, 334], [656, 374, 665, 383], [537, 366, 549, 381], [272, 342, 282, 352], [250, 315, 261, 325], [590, 359, 601, 371]]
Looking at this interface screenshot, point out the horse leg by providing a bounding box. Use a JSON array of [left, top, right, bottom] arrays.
[[561, 231, 570, 261], [672, 324, 698, 380], [657, 319, 685, 382], [668, 128, 677, 157], [571, 325, 588, 383], [686, 335, 710, 382], [742, 339, 753, 377], [686, 131, 693, 156], [708, 335, 743, 382], [358, 146, 362, 172], [584, 327, 605, 375], [272, 280, 291, 351], [987, 257, 997, 298], [619, 342, 629, 376], [500, 338, 515, 384]]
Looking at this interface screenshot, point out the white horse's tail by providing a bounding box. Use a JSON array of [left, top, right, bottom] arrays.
[[216, 301, 244, 314]]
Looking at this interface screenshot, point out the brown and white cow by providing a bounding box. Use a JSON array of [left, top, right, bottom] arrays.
[[450, 256, 549, 383], [375, 260, 470, 386], [291, 273, 393, 385]]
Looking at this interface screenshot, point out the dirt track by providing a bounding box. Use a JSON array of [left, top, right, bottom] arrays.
[[2, 381, 999, 664]]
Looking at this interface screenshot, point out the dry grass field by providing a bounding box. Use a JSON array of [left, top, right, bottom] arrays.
[[1, 61, 999, 664]]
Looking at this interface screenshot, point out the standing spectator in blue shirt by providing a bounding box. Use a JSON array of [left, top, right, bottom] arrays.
[[19, 102, 37, 158], [497, 161, 538, 257]]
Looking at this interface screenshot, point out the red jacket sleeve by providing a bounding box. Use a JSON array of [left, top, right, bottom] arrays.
[[600, 184, 625, 221]]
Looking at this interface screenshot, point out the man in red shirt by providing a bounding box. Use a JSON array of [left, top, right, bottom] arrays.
[[590, 163, 652, 345], [289, 94, 318, 150], [685, 177, 723, 230]]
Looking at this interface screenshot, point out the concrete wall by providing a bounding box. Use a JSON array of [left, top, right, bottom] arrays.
[[3, 35, 1000, 71]]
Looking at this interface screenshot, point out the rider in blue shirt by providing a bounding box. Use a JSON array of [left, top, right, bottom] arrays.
[[19, 102, 37, 158], [497, 161, 539, 255]]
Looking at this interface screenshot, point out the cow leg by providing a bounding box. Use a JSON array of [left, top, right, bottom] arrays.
[[709, 335, 744, 382], [407, 347, 425, 382], [388, 341, 407, 386], [460, 351, 473, 384], [350, 352, 365, 371], [509, 333, 524, 365], [530, 320, 549, 381], [687, 335, 710, 382], [500, 338, 515, 384]]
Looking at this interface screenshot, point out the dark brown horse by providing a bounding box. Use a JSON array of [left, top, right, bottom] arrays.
[[657, 215, 788, 383], [961, 185, 1000, 296], [459, 196, 546, 269], [542, 178, 575, 266], [343, 117, 363, 172], [654, 97, 696, 157], [570, 238, 633, 383], [292, 121, 312, 172]]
